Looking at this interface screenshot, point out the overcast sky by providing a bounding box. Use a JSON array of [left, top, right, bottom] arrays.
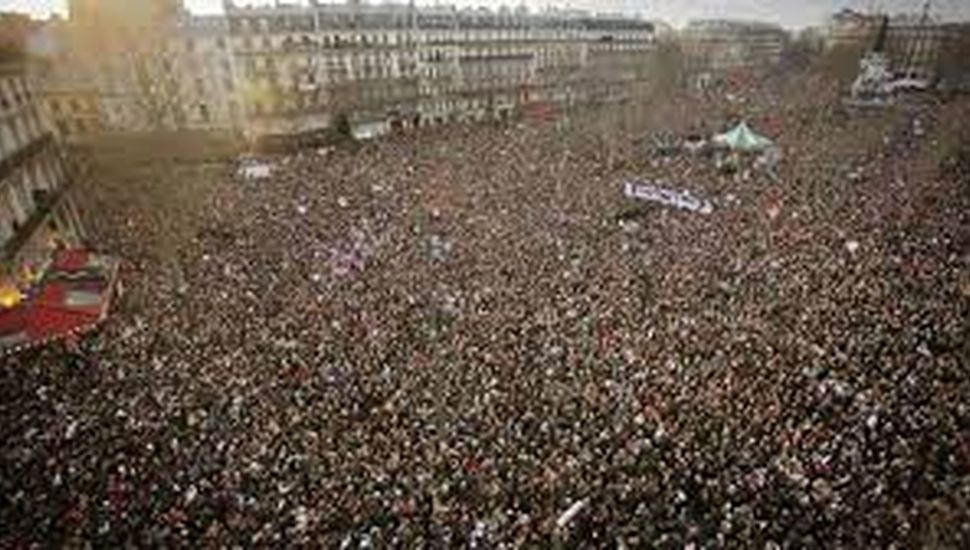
[[3, 0, 969, 28]]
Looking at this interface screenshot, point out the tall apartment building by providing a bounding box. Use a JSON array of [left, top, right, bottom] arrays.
[[680, 20, 788, 78], [0, 63, 84, 287], [222, 1, 656, 136], [28, 0, 657, 139], [825, 8, 956, 84], [28, 0, 200, 137]]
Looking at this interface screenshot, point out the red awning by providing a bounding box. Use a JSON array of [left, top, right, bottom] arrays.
[[48, 249, 112, 282], [52, 249, 93, 272], [1, 249, 119, 356], [0, 305, 29, 348], [27, 303, 99, 342], [35, 279, 107, 314]]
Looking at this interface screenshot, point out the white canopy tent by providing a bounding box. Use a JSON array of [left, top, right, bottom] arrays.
[[712, 122, 774, 153]]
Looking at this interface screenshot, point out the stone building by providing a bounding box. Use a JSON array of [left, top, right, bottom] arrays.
[[27, 0, 195, 136], [0, 63, 84, 285], [824, 8, 957, 85], [171, 15, 242, 130], [680, 19, 789, 78], [28, 0, 658, 139], [222, 1, 657, 137]]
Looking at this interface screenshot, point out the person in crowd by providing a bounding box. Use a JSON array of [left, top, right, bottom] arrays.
[[1, 80, 968, 547]]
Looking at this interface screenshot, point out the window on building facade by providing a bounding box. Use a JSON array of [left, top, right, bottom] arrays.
[[15, 176, 34, 216], [25, 110, 39, 141], [0, 206, 12, 243], [4, 185, 25, 226], [10, 84, 22, 108], [0, 84, 10, 111], [0, 116, 16, 153]]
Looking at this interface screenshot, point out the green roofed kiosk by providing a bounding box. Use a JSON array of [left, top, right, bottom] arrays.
[[712, 122, 774, 153]]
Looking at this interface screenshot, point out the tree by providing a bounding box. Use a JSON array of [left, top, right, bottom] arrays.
[[646, 40, 685, 97], [816, 42, 869, 86], [937, 24, 970, 90], [333, 111, 352, 141], [325, 79, 363, 139], [572, 38, 686, 170], [779, 29, 823, 75]]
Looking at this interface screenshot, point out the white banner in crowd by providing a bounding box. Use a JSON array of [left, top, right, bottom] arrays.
[[623, 181, 714, 215], [556, 497, 590, 529], [237, 160, 273, 180]]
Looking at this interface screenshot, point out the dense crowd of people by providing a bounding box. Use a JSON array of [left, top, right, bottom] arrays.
[[2, 76, 969, 547]]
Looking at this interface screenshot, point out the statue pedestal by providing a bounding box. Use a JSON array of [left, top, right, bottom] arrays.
[[847, 52, 895, 107]]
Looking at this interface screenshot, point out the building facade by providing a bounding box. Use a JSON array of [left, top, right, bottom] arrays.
[[825, 9, 956, 84], [680, 19, 788, 78], [29, 0, 658, 138], [937, 23, 970, 90], [222, 1, 656, 136], [28, 0, 198, 138], [0, 64, 84, 288]]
